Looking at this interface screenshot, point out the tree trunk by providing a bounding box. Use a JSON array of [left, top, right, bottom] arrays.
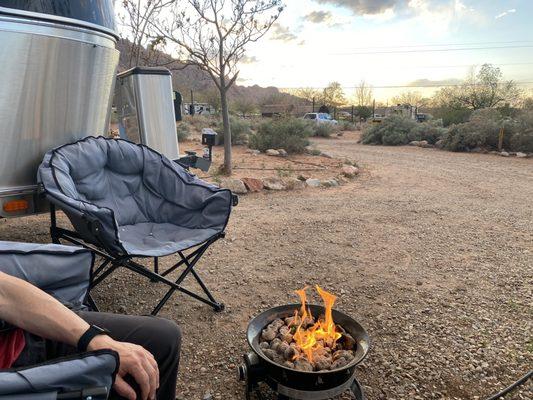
[[220, 87, 232, 174]]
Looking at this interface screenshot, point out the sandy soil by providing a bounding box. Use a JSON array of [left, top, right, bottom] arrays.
[[0, 133, 531, 400]]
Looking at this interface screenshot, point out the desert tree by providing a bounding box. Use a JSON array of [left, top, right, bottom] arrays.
[[118, 0, 175, 67], [153, 0, 284, 174], [391, 90, 428, 108], [436, 64, 522, 110], [321, 82, 346, 108], [354, 80, 373, 107]]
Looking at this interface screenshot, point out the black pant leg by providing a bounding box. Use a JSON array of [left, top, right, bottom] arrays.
[[78, 312, 181, 400]]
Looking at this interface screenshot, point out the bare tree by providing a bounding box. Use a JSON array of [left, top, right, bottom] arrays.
[[354, 80, 373, 107], [118, 0, 174, 68], [154, 0, 284, 174], [391, 90, 428, 108]]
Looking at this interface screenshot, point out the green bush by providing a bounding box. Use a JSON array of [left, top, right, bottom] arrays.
[[176, 123, 192, 141], [249, 118, 311, 153], [362, 115, 446, 146], [441, 108, 533, 152], [216, 117, 251, 145], [310, 123, 339, 137], [338, 120, 357, 131], [362, 115, 417, 145], [432, 107, 472, 127]]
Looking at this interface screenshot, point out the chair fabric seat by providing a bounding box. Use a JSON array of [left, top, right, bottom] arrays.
[[119, 222, 219, 257], [38, 136, 233, 258]]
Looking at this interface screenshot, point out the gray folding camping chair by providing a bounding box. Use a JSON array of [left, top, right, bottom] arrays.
[[38, 136, 235, 315], [0, 241, 118, 400]]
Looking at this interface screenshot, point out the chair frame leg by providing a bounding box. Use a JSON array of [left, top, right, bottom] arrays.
[[49, 206, 225, 315]]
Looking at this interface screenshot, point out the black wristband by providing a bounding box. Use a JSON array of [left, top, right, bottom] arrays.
[[77, 325, 110, 352]]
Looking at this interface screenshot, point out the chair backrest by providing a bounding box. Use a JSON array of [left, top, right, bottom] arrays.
[[47, 137, 158, 227]]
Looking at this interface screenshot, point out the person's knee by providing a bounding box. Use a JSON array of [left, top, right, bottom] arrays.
[[152, 318, 181, 357]]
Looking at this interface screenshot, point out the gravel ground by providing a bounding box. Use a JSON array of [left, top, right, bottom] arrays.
[[0, 134, 531, 399]]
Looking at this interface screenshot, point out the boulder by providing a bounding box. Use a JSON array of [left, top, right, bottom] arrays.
[[341, 165, 359, 178], [262, 177, 286, 191], [409, 141, 420, 146], [320, 152, 334, 159], [277, 149, 288, 157], [242, 177, 264, 192], [500, 151, 510, 157], [516, 152, 527, 158], [284, 178, 306, 190], [266, 149, 280, 156], [220, 178, 247, 194], [435, 140, 444, 149], [322, 179, 339, 188], [246, 149, 260, 155], [306, 178, 321, 188]]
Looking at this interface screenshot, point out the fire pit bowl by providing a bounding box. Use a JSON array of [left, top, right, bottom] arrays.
[[240, 304, 370, 400]]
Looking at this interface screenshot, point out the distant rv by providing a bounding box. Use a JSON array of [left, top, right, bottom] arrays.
[[183, 103, 216, 115]]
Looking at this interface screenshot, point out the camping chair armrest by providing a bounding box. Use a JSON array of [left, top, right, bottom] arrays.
[[0, 350, 118, 400], [46, 193, 122, 255], [0, 241, 93, 306]]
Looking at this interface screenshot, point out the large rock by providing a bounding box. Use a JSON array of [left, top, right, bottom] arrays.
[[262, 177, 286, 190], [266, 149, 280, 156], [516, 152, 527, 158], [322, 179, 339, 187], [277, 149, 288, 157], [306, 178, 321, 188], [341, 165, 359, 178], [284, 178, 306, 190], [409, 141, 420, 146], [246, 149, 261, 155], [435, 140, 444, 149], [500, 151, 510, 157], [242, 177, 264, 192], [220, 178, 247, 194], [320, 152, 334, 159]]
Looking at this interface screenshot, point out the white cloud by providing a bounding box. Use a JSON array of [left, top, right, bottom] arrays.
[[495, 9, 516, 20]]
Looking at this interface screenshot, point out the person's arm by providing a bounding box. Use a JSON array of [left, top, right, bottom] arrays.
[[0, 272, 158, 400]]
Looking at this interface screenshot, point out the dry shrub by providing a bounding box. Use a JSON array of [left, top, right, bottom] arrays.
[[362, 115, 445, 146], [442, 108, 533, 152], [249, 118, 311, 153]]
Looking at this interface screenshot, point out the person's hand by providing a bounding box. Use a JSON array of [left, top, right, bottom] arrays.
[[88, 335, 159, 400]]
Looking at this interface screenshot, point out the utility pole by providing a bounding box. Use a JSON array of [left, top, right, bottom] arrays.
[[312, 97, 315, 113], [372, 99, 376, 118], [351, 105, 354, 123], [190, 90, 195, 116]]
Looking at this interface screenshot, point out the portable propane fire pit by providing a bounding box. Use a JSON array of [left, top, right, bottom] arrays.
[[239, 287, 370, 400]]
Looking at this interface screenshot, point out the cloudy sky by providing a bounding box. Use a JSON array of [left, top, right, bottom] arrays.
[[237, 0, 533, 100]]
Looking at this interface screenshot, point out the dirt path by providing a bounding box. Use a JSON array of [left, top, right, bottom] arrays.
[[0, 136, 531, 399]]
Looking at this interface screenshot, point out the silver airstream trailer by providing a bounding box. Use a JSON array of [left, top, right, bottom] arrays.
[[0, 1, 182, 218]]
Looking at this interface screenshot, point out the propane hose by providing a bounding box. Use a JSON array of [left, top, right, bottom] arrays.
[[484, 370, 532, 400]]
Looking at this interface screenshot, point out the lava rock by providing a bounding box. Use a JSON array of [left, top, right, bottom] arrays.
[[294, 359, 314, 372]]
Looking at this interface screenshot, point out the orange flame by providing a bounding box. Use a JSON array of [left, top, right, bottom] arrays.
[[292, 285, 342, 363]]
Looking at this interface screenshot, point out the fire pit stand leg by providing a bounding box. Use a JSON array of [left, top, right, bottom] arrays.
[[350, 377, 365, 400]]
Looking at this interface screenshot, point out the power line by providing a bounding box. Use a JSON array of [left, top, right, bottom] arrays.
[[335, 40, 533, 51], [379, 62, 533, 69], [330, 45, 533, 55], [281, 81, 533, 90]]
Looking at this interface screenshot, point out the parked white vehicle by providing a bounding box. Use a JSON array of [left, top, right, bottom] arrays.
[[303, 113, 338, 125]]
